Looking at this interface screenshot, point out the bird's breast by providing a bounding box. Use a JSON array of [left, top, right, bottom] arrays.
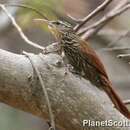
[[63, 43, 83, 73]]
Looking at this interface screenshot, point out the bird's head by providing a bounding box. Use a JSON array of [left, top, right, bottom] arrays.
[[34, 19, 73, 40]]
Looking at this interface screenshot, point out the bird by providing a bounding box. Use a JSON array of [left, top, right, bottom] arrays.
[[36, 19, 130, 119]]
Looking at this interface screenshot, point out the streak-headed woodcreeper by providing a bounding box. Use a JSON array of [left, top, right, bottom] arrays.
[[38, 19, 130, 119]]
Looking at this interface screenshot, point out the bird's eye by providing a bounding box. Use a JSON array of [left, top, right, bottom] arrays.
[[55, 21, 60, 25], [51, 21, 60, 25]]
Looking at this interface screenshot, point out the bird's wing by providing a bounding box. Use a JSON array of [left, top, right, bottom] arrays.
[[79, 40, 109, 79]]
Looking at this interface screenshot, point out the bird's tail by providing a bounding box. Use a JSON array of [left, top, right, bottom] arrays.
[[101, 76, 130, 119]]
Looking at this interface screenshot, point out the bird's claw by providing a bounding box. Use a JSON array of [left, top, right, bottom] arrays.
[[64, 64, 82, 79]]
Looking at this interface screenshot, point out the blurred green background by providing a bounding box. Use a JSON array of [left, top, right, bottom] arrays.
[[0, 0, 130, 130]]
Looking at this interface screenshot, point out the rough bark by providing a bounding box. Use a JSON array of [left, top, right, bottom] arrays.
[[0, 48, 130, 130]]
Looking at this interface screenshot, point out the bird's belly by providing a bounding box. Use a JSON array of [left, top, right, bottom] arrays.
[[63, 47, 83, 72], [63, 46, 103, 87]]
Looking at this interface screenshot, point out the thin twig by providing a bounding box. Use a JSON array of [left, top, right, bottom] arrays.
[[117, 54, 130, 58], [79, 4, 130, 36], [4, 3, 48, 20], [78, 1, 130, 40], [98, 29, 130, 36], [104, 30, 130, 48], [23, 51, 56, 130], [100, 47, 130, 52], [123, 100, 130, 106], [112, 0, 128, 11], [98, 30, 130, 52], [0, 4, 45, 51], [66, 14, 82, 23], [74, 0, 113, 32]]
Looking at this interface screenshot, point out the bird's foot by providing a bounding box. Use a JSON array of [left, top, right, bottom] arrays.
[[64, 64, 82, 79], [64, 64, 73, 75], [48, 127, 55, 130], [47, 121, 56, 130], [71, 70, 82, 79]]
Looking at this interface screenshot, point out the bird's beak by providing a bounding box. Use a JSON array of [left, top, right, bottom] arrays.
[[34, 18, 60, 40], [34, 18, 54, 29]]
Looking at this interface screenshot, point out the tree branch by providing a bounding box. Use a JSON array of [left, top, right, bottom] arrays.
[[78, 0, 130, 39], [74, 0, 113, 31], [0, 48, 130, 130], [0, 4, 45, 51]]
